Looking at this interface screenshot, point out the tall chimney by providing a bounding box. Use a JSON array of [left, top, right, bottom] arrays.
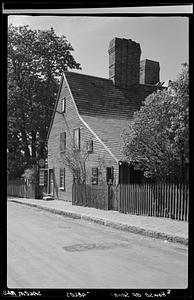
[[108, 37, 141, 88], [140, 59, 160, 85]]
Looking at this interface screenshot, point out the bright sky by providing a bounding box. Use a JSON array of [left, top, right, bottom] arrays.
[[8, 14, 189, 82]]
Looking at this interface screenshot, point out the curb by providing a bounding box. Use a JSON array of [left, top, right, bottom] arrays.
[[9, 199, 188, 246]]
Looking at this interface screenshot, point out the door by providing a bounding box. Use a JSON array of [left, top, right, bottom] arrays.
[[108, 185, 118, 211], [106, 167, 118, 210], [48, 169, 54, 195]]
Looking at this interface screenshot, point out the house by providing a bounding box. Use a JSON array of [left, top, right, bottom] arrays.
[[44, 37, 163, 201]]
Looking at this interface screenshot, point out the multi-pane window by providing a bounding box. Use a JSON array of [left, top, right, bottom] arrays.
[[44, 169, 48, 185], [86, 139, 93, 153], [59, 168, 65, 190], [106, 167, 114, 185], [91, 167, 98, 185], [73, 168, 81, 184], [61, 97, 66, 113], [39, 169, 48, 186], [60, 132, 66, 152], [73, 128, 80, 149]]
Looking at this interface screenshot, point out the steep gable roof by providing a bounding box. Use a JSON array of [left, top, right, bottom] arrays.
[[64, 71, 160, 119], [47, 71, 162, 161], [46, 75, 64, 142]]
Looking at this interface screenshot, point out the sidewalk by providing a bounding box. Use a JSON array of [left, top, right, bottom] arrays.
[[7, 196, 188, 246]]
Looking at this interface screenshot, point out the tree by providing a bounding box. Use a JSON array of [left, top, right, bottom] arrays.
[[7, 25, 81, 178], [61, 146, 89, 184], [122, 63, 189, 183]]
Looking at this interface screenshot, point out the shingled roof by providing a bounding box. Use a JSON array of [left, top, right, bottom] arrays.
[[63, 71, 161, 161], [65, 71, 160, 119]]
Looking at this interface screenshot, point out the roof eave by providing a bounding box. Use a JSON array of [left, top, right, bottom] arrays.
[[46, 75, 64, 142], [64, 74, 119, 163]]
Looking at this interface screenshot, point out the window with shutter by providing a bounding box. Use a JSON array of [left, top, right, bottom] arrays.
[[73, 168, 81, 184], [91, 167, 98, 185], [59, 168, 65, 190], [73, 128, 80, 149], [39, 169, 48, 186], [39, 169, 45, 186], [44, 170, 48, 186], [106, 167, 114, 185], [86, 140, 93, 153], [60, 132, 66, 152]]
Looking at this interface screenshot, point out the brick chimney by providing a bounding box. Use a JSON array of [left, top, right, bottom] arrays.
[[108, 37, 141, 88], [140, 59, 160, 85]]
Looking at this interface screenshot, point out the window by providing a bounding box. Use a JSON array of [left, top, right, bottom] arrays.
[[106, 167, 114, 185], [86, 140, 93, 153], [59, 168, 65, 190], [61, 97, 66, 113], [73, 168, 81, 184], [39, 169, 45, 186], [60, 132, 66, 152], [44, 169, 48, 186], [91, 167, 98, 185], [73, 128, 80, 149], [39, 169, 48, 186]]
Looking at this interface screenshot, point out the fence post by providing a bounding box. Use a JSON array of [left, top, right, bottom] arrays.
[[116, 184, 120, 212], [186, 185, 189, 221]]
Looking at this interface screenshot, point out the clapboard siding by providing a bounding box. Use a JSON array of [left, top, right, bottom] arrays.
[[81, 115, 129, 160], [48, 77, 118, 201]]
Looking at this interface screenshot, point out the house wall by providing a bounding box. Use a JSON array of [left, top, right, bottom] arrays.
[[48, 77, 118, 201]]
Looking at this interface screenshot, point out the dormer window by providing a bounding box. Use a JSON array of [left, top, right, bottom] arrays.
[[61, 97, 66, 113]]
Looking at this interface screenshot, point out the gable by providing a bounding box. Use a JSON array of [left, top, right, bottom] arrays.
[[47, 73, 120, 162], [47, 71, 161, 162]]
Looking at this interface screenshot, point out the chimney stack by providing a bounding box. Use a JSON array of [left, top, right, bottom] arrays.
[[108, 37, 141, 88], [140, 59, 160, 85]]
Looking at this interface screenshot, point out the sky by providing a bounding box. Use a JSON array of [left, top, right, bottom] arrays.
[[8, 14, 189, 82]]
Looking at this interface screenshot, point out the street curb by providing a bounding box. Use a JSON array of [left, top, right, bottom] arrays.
[[9, 199, 188, 246]]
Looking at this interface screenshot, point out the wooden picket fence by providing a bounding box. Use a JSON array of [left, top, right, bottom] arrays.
[[7, 180, 35, 199], [119, 183, 189, 221], [72, 183, 109, 210]]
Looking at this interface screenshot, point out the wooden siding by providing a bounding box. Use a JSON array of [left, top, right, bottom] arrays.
[[48, 77, 118, 201], [81, 115, 129, 160]]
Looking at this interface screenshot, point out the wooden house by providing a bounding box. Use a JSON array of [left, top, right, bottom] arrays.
[[44, 37, 162, 201]]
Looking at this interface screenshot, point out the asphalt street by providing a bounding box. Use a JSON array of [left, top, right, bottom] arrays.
[[7, 201, 188, 289]]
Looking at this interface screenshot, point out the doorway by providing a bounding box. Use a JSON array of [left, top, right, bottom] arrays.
[[48, 169, 54, 195]]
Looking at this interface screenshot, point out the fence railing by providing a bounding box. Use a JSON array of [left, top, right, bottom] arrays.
[[72, 183, 109, 210], [7, 180, 35, 199], [119, 183, 189, 221]]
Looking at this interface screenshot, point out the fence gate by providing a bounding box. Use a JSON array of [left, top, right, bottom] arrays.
[[108, 185, 118, 211]]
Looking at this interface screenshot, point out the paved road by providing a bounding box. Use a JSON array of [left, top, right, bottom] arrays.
[[7, 201, 188, 289]]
